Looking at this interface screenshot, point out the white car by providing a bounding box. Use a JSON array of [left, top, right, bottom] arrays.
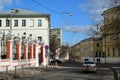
[[81, 61, 97, 73]]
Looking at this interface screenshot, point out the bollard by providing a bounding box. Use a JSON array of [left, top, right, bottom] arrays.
[[109, 67, 118, 80], [22, 65, 24, 75], [28, 64, 30, 74], [45, 63, 48, 71], [14, 66, 20, 78], [55, 62, 58, 69], [15, 66, 17, 76], [34, 63, 35, 71], [6, 66, 8, 75]]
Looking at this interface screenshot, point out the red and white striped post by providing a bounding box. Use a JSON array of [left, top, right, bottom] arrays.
[[33, 42, 39, 66], [6, 38, 12, 65], [33, 43, 37, 59], [30, 44, 33, 59], [23, 43, 28, 59], [40, 45, 46, 65], [16, 42, 21, 60]]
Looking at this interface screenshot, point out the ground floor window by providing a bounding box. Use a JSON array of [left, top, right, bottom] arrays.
[[118, 48, 120, 56], [112, 48, 115, 56], [107, 48, 110, 56]]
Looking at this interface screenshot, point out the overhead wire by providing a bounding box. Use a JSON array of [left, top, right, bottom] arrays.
[[32, 0, 60, 14], [32, 0, 70, 26]]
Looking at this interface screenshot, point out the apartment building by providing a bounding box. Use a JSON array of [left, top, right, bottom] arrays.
[[49, 28, 62, 48]]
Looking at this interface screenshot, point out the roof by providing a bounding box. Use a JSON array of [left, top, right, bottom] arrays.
[[0, 8, 50, 18], [102, 5, 120, 16]]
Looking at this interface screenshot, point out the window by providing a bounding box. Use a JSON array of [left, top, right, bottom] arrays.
[[118, 33, 120, 41], [22, 20, 26, 27], [113, 48, 115, 56], [6, 20, 10, 27], [38, 19, 42, 27], [95, 52, 98, 57], [30, 19, 34, 27], [14, 20, 18, 27], [118, 48, 120, 56], [0, 20, 2, 27], [107, 48, 110, 56], [96, 43, 99, 47], [38, 36, 42, 42]]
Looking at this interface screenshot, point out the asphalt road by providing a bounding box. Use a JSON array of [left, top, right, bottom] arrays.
[[11, 62, 120, 80]]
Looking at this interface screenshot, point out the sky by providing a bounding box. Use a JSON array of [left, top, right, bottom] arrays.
[[0, 0, 116, 46]]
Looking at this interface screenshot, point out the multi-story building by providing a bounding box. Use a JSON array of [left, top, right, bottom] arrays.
[[71, 37, 103, 62], [49, 28, 62, 59], [102, 6, 120, 59], [49, 28, 62, 48], [0, 8, 50, 66], [71, 42, 81, 62], [0, 8, 50, 46]]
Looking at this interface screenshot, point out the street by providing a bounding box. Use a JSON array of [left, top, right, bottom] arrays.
[[11, 62, 120, 80]]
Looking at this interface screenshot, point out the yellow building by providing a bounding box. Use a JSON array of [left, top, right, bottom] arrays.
[[102, 6, 120, 58], [71, 37, 103, 62], [80, 38, 94, 57], [71, 42, 81, 62]]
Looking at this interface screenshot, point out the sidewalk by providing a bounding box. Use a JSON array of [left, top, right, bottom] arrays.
[[0, 66, 42, 80], [97, 63, 120, 68]]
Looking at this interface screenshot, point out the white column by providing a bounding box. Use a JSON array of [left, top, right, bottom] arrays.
[[35, 43, 39, 67], [10, 39, 12, 66]]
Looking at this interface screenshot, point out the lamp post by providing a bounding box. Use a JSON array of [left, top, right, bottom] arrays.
[[60, 12, 72, 16], [59, 12, 72, 27], [10, 9, 15, 35], [0, 32, 3, 62], [6, 9, 18, 62]]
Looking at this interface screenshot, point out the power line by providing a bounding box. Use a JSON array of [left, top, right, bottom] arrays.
[[32, 0, 60, 14], [32, 0, 72, 27]]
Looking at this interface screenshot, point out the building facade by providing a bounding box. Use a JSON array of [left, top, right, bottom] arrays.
[[0, 9, 50, 68], [49, 28, 62, 59], [71, 37, 103, 63], [49, 28, 62, 48], [102, 6, 120, 59], [0, 9, 50, 46], [71, 42, 81, 62]]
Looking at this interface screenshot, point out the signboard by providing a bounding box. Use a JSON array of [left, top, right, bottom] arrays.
[[45, 45, 49, 50]]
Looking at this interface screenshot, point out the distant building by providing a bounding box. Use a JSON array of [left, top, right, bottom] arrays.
[[71, 42, 81, 62], [71, 37, 103, 62], [49, 28, 62, 48]]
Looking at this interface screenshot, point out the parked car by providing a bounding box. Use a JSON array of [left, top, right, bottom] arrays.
[[81, 61, 97, 73], [49, 58, 64, 65]]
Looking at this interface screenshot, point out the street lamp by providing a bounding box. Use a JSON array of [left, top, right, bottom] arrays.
[[0, 31, 3, 61], [10, 9, 18, 36], [59, 12, 72, 26], [60, 12, 72, 16]]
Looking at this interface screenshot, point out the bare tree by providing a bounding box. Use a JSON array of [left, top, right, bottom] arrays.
[[60, 44, 70, 59], [49, 35, 58, 58], [109, 0, 120, 7], [87, 23, 102, 38]]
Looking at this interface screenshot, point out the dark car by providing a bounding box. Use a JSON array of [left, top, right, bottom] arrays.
[[49, 59, 64, 65]]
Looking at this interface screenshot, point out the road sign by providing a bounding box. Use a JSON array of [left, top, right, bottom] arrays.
[[45, 45, 49, 49]]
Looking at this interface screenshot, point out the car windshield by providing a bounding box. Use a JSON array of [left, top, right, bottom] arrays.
[[84, 62, 94, 64]]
